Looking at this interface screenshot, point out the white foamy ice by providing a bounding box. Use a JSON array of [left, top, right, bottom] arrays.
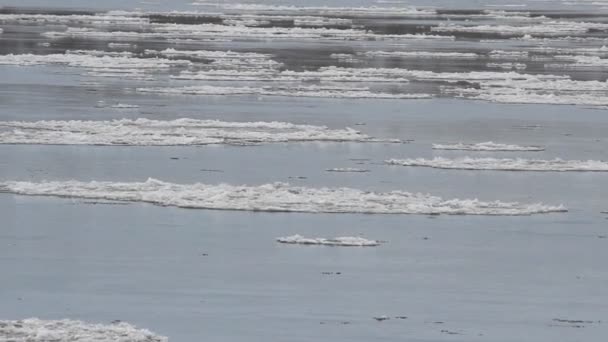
[[546, 55, 608, 68], [0, 118, 392, 146], [147, 48, 273, 60], [0, 12, 147, 25], [108, 42, 135, 49], [386, 157, 608, 172], [360, 51, 480, 59], [432, 142, 544, 151], [43, 25, 452, 42], [145, 48, 282, 69], [0, 178, 566, 215], [196, 4, 437, 17], [531, 46, 608, 57], [0, 52, 191, 70], [110, 103, 140, 109], [432, 21, 608, 36], [171, 68, 413, 83], [488, 50, 529, 59], [443, 74, 608, 106], [220, 14, 353, 27], [137, 85, 432, 100], [0, 318, 167, 342], [277, 234, 379, 246], [486, 62, 527, 70]]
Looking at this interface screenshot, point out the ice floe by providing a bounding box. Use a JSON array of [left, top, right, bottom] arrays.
[[360, 51, 480, 59], [386, 157, 608, 171], [43, 25, 452, 41], [432, 21, 608, 37], [0, 318, 167, 342], [488, 50, 529, 59], [0, 52, 191, 70], [110, 103, 140, 109], [137, 85, 432, 99], [432, 142, 544, 151], [0, 178, 566, 215], [546, 55, 608, 68], [486, 62, 527, 70], [0, 13, 147, 25], [276, 234, 379, 246], [0, 118, 396, 146], [442, 74, 608, 106], [192, 4, 437, 18]]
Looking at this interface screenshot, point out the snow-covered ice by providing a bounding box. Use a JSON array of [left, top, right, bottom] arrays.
[[386, 157, 608, 171], [0, 178, 566, 215], [0, 318, 167, 342], [276, 234, 379, 246], [0, 118, 394, 146], [432, 142, 544, 151]]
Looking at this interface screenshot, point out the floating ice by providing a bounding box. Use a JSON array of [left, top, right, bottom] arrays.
[[171, 68, 413, 83], [386, 157, 608, 171], [546, 55, 608, 68], [137, 85, 432, 99], [530, 46, 608, 57], [361, 51, 480, 59], [0, 13, 147, 25], [442, 74, 608, 106], [432, 21, 608, 36], [486, 62, 527, 70], [0, 118, 394, 146], [276, 234, 379, 246], [144, 48, 282, 69], [0, 318, 167, 342], [43, 25, 452, 41], [147, 48, 273, 60], [194, 4, 437, 17], [489, 50, 529, 59], [0, 53, 191, 70], [432, 142, 544, 151], [0, 178, 566, 215], [110, 103, 140, 109], [108, 42, 134, 48]]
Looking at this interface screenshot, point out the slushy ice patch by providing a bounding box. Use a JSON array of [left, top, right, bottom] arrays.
[[0, 178, 567, 215]]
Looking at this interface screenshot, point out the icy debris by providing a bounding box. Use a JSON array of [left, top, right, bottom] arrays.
[[432, 142, 544, 151], [110, 104, 140, 109], [193, 4, 437, 17], [108, 42, 135, 48], [0, 318, 167, 342], [43, 25, 453, 41], [0, 13, 148, 25], [0, 52, 191, 70], [486, 62, 527, 70], [530, 46, 608, 56], [361, 51, 480, 59], [0, 118, 394, 146], [488, 50, 529, 59], [137, 85, 432, 99], [147, 48, 273, 60], [0, 178, 566, 215], [276, 234, 379, 246], [432, 21, 608, 36], [546, 55, 608, 68], [386, 157, 608, 171]]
